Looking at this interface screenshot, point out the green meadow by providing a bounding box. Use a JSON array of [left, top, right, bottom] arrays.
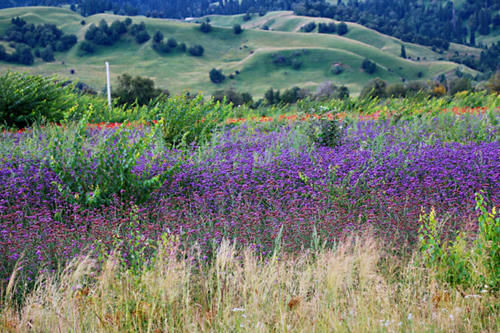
[[0, 7, 477, 96]]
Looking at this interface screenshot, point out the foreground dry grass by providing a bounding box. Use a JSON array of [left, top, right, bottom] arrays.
[[1, 236, 498, 332]]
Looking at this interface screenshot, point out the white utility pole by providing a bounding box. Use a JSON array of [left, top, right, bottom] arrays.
[[106, 62, 112, 110]]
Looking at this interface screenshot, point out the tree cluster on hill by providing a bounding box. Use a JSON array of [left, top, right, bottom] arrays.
[[359, 76, 478, 99], [112, 73, 168, 105], [151, 31, 193, 56], [271, 52, 304, 70], [212, 88, 253, 106], [0, 17, 77, 65], [79, 18, 149, 55], [3, 1, 499, 76], [5, 0, 500, 50]]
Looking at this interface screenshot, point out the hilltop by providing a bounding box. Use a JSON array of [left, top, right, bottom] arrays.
[[0, 7, 478, 97]]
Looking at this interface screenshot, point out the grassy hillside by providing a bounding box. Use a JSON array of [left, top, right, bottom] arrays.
[[0, 7, 477, 97]]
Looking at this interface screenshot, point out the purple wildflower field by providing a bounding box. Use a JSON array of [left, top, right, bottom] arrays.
[[0, 113, 499, 285]]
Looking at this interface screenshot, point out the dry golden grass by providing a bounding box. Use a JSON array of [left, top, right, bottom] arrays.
[[1, 235, 498, 332]]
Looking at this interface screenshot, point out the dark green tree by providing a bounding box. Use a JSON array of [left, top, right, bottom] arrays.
[[200, 22, 212, 33], [361, 58, 377, 74], [337, 22, 348, 35], [153, 31, 164, 43], [166, 37, 178, 48], [233, 24, 243, 34], [188, 44, 204, 56], [360, 78, 387, 99], [209, 68, 226, 84], [400, 44, 406, 59], [135, 31, 150, 44], [112, 73, 166, 106]]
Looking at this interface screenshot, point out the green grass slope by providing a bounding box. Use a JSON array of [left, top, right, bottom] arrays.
[[0, 7, 477, 97]]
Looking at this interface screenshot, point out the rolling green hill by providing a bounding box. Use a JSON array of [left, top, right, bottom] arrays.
[[0, 7, 478, 97]]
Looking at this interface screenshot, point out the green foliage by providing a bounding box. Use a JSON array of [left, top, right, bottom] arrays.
[[78, 40, 95, 55], [188, 44, 204, 56], [112, 73, 167, 106], [314, 81, 349, 100], [318, 22, 336, 34], [486, 71, 500, 94], [46, 115, 174, 207], [361, 58, 377, 74], [0, 72, 74, 128], [153, 30, 164, 43], [135, 30, 150, 44], [360, 78, 387, 99], [300, 22, 316, 33], [301, 118, 342, 147], [449, 77, 472, 95], [148, 94, 231, 146], [418, 193, 500, 291], [212, 89, 252, 106], [233, 24, 242, 34], [337, 22, 348, 35], [200, 21, 211, 33], [209, 68, 225, 84]]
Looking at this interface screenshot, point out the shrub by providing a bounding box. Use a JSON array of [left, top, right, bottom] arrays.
[[135, 30, 150, 44], [418, 193, 499, 291], [148, 93, 231, 146], [486, 71, 500, 93], [331, 63, 343, 75], [153, 31, 164, 43], [112, 73, 166, 106], [360, 78, 387, 99], [302, 118, 343, 147], [212, 88, 250, 106], [11, 44, 34, 65], [406, 81, 429, 96], [361, 58, 377, 74], [40, 47, 55, 62], [431, 84, 447, 97], [318, 22, 336, 34], [337, 22, 348, 35], [281, 86, 309, 104], [314, 81, 349, 100], [78, 41, 95, 55], [209, 68, 226, 84], [300, 22, 316, 33], [166, 37, 178, 48], [188, 44, 204, 56], [449, 77, 472, 95], [200, 22, 211, 33], [233, 24, 243, 34], [386, 83, 407, 97], [152, 41, 171, 53], [47, 116, 170, 207], [0, 72, 74, 128]]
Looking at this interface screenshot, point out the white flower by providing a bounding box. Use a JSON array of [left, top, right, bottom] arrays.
[[407, 313, 413, 320], [449, 314, 454, 320], [232, 307, 245, 312]]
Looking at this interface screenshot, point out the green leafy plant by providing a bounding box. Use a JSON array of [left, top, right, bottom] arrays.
[[46, 114, 175, 206], [418, 193, 499, 291], [0, 72, 75, 128], [148, 93, 231, 146]]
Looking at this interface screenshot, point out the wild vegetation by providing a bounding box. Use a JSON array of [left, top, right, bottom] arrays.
[[0, 71, 499, 331], [0, 7, 483, 97], [0, 2, 499, 330]]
